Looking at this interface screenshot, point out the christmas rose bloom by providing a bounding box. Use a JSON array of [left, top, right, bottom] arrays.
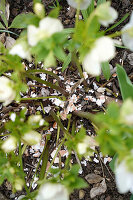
[[97, 3, 118, 27], [9, 42, 31, 61], [77, 135, 97, 155], [27, 17, 63, 47], [0, 76, 16, 106], [82, 36, 115, 76], [120, 99, 133, 125], [66, 0, 92, 10], [22, 130, 41, 145], [115, 160, 133, 193], [28, 115, 44, 126], [1, 136, 17, 153], [36, 183, 69, 200], [122, 12, 133, 51]]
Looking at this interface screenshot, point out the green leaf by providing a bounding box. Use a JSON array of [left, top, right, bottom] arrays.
[[81, 10, 89, 21], [130, 194, 133, 200], [62, 53, 71, 72], [9, 13, 39, 28], [117, 64, 133, 100], [109, 154, 118, 172], [87, 0, 94, 15], [0, 0, 8, 27], [101, 61, 110, 80], [97, 0, 106, 6], [105, 13, 129, 33], [48, 7, 60, 18], [0, 22, 5, 29], [54, 46, 66, 62]]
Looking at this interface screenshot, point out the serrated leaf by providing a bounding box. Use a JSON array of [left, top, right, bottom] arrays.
[[0, 22, 5, 29], [54, 46, 66, 62], [117, 64, 133, 100], [0, 0, 8, 27], [62, 53, 71, 72], [101, 61, 110, 80], [9, 13, 39, 28]]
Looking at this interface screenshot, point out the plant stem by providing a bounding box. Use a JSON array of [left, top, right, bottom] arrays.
[[27, 69, 61, 82], [25, 73, 69, 97], [50, 110, 73, 139], [73, 110, 94, 121], [39, 139, 50, 180], [45, 138, 65, 176], [19, 141, 30, 195], [20, 95, 66, 101]]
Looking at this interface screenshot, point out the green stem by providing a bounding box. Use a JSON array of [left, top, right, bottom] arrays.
[[20, 95, 66, 101], [75, 5, 80, 28], [39, 139, 50, 180], [73, 110, 94, 121], [0, 29, 19, 36], [73, 52, 84, 79], [50, 110, 73, 139], [25, 73, 68, 97], [19, 141, 30, 195], [26, 69, 61, 82], [45, 138, 65, 176]]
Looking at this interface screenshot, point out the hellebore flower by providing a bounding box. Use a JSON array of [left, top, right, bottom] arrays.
[[1, 136, 17, 153], [82, 36, 115, 76], [66, 0, 92, 10], [0, 76, 16, 106], [122, 12, 133, 51], [77, 135, 97, 155], [120, 99, 133, 125], [10, 42, 31, 61], [27, 17, 63, 47], [96, 2, 118, 27], [36, 183, 69, 200], [22, 130, 41, 145], [115, 160, 133, 193]]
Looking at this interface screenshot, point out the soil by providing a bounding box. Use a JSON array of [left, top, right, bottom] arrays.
[[0, 0, 133, 199]]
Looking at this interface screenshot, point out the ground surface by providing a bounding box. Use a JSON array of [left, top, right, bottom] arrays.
[[0, 0, 133, 199]]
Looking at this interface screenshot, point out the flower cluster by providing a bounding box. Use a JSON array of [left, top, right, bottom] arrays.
[[10, 16, 63, 61]]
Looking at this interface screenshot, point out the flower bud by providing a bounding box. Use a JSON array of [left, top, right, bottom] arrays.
[[34, 3, 45, 19], [22, 130, 41, 145], [1, 136, 17, 153]]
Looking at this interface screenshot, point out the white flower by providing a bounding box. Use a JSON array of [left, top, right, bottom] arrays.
[[28, 115, 42, 124], [77, 136, 97, 155], [22, 130, 41, 145], [82, 37, 115, 76], [0, 76, 16, 106], [1, 136, 17, 153], [34, 3, 44, 18], [14, 178, 24, 191], [10, 113, 16, 122], [10, 42, 31, 61], [96, 2, 118, 27], [122, 12, 133, 51], [27, 17, 63, 46], [36, 183, 69, 200], [120, 99, 133, 125], [115, 160, 133, 193], [67, 0, 92, 10]]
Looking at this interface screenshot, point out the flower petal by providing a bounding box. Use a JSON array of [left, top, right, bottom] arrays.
[[67, 0, 92, 10]]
